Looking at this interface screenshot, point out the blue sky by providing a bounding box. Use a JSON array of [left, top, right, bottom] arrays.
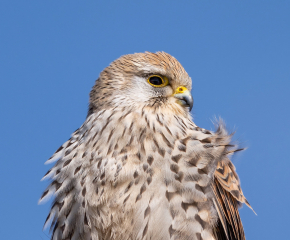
[[1, 1, 289, 239]]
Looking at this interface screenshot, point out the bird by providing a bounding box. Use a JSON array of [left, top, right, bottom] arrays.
[[40, 52, 254, 240]]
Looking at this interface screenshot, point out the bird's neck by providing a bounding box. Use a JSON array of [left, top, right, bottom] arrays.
[[82, 106, 196, 160]]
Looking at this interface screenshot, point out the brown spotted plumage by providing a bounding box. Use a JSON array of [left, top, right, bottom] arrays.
[[40, 52, 253, 240]]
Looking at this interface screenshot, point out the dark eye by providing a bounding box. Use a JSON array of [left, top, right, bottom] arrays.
[[149, 76, 163, 85], [147, 75, 168, 87]]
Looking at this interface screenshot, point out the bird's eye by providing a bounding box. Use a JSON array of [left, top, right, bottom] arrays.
[[147, 75, 169, 87]]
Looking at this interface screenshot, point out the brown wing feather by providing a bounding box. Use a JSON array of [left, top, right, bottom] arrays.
[[212, 159, 255, 240], [212, 177, 245, 240]]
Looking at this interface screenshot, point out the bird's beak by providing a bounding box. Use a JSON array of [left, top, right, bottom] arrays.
[[173, 86, 193, 111]]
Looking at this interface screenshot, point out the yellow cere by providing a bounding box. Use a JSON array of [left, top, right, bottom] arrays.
[[175, 86, 188, 94]]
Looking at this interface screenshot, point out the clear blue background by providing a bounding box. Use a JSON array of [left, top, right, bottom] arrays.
[[1, 1, 289, 239]]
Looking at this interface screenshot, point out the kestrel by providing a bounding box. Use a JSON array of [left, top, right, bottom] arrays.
[[40, 52, 253, 240]]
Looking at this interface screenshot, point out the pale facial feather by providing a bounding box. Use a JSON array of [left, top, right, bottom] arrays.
[[89, 52, 192, 114]]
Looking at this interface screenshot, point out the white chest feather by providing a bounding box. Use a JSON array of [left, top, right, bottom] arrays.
[[41, 107, 229, 240]]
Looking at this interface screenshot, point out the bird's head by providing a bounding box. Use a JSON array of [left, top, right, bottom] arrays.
[[88, 52, 193, 115]]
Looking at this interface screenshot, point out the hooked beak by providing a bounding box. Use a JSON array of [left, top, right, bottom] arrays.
[[174, 86, 193, 111]]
